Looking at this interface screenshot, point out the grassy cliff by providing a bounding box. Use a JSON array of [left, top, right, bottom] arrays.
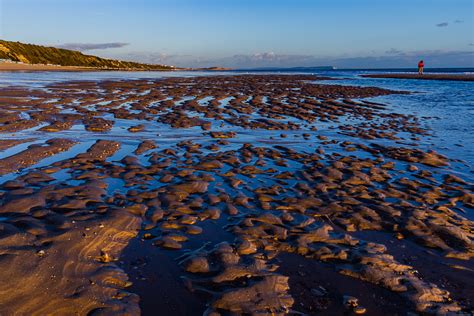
[[0, 39, 175, 70]]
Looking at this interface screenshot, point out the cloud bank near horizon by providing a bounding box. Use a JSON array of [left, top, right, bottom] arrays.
[[105, 49, 474, 69], [57, 42, 129, 51]]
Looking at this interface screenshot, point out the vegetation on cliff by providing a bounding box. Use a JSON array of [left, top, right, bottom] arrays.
[[0, 39, 175, 70]]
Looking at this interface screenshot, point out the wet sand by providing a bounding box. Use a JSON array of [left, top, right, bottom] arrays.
[[362, 73, 474, 81], [0, 74, 472, 315]]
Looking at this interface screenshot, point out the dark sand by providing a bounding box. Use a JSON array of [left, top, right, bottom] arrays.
[[362, 73, 474, 81], [0, 75, 472, 315]]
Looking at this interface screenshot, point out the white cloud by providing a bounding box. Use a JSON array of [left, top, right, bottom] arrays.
[[57, 42, 129, 51], [385, 48, 403, 55]]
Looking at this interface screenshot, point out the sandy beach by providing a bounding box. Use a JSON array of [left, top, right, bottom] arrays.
[[0, 62, 95, 72], [0, 74, 472, 315], [2, 0, 473, 314], [362, 73, 474, 81]]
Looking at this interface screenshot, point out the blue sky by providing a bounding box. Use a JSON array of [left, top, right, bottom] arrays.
[[1, 0, 473, 68]]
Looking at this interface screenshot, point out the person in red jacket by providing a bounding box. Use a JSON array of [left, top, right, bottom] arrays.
[[418, 60, 424, 75]]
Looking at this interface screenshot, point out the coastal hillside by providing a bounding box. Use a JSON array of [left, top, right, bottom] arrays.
[[0, 39, 174, 70]]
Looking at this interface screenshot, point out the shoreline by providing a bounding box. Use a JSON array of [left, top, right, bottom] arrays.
[[0, 62, 179, 72], [0, 62, 232, 73], [361, 73, 474, 81]]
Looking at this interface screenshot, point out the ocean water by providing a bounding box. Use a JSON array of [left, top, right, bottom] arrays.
[[315, 70, 474, 179], [0, 70, 217, 88]]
